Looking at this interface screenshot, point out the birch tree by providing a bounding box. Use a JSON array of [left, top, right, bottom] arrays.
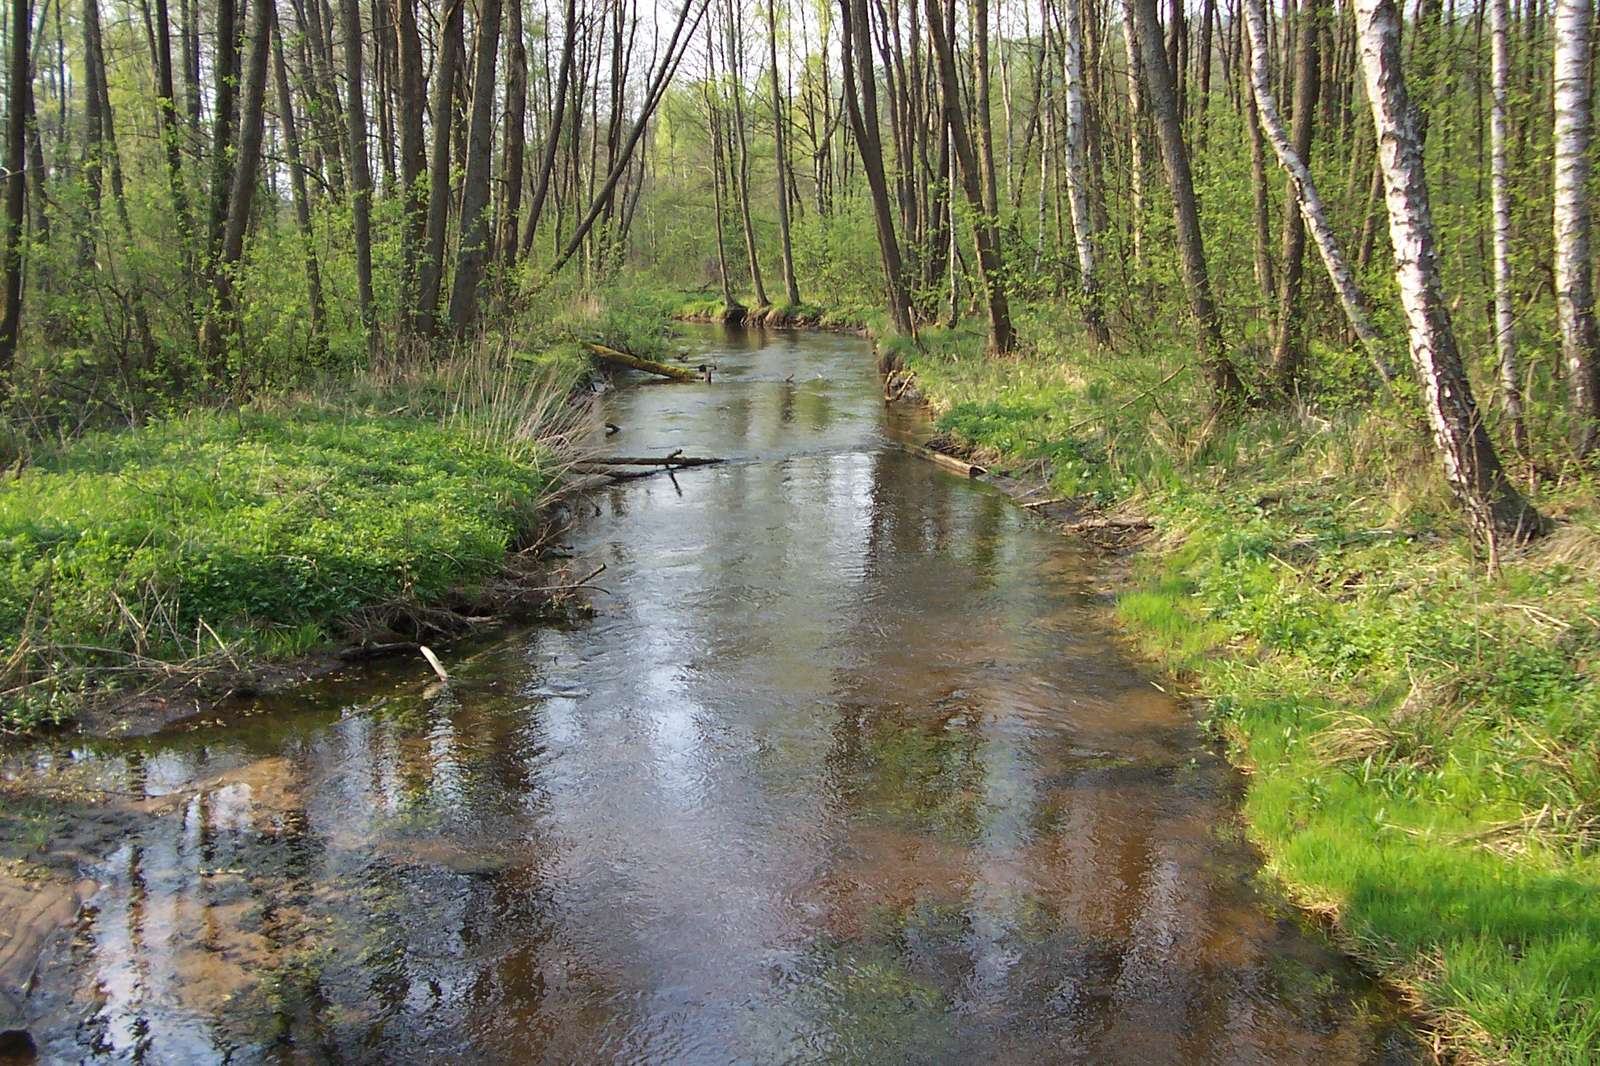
[[1490, 0, 1526, 451], [1062, 0, 1108, 341], [1552, 0, 1600, 456], [1354, 0, 1541, 544], [1243, 0, 1390, 384]]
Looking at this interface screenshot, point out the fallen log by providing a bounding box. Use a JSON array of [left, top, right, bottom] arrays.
[[584, 342, 699, 382], [891, 440, 986, 478], [583, 452, 725, 468]]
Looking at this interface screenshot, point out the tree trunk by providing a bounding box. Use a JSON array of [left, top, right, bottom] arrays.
[[447, 0, 505, 336], [499, 0, 529, 273], [1490, 0, 1526, 451], [1269, 0, 1320, 388], [340, 0, 377, 350], [418, 0, 466, 337], [1244, 0, 1390, 381], [1119, 0, 1146, 275], [394, 0, 428, 321], [927, 0, 1016, 353], [1062, 0, 1109, 341], [521, 0, 576, 257], [0, 0, 29, 384], [273, 7, 328, 347], [839, 0, 914, 334], [206, 0, 240, 265], [1552, 0, 1600, 455], [723, 0, 769, 306], [1131, 0, 1244, 407], [201, 0, 274, 378], [766, 0, 801, 304], [1355, 0, 1541, 543]]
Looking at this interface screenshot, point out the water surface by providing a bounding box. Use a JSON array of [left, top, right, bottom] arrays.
[[7, 325, 1419, 1063]]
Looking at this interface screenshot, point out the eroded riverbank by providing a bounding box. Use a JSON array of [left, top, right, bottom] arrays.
[[1, 324, 1421, 1063]]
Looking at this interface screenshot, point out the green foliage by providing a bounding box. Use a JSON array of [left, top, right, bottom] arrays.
[[0, 406, 553, 730]]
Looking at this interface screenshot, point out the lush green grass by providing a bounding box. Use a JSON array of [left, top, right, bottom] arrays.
[[0, 380, 568, 731], [895, 307, 1600, 1064]]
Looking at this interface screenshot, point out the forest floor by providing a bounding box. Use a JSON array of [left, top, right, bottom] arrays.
[[0, 347, 591, 736], [661, 291, 1600, 1064]]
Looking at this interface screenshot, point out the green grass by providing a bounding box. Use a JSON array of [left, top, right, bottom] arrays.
[[0, 377, 568, 732], [892, 306, 1600, 1064]]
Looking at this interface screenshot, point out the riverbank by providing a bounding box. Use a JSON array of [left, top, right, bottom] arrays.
[[0, 347, 590, 735], [864, 309, 1600, 1063]]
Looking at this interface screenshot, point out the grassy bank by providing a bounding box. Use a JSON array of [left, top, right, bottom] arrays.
[[880, 309, 1600, 1063], [0, 345, 588, 734]]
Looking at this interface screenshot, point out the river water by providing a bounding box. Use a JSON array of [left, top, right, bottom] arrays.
[[6, 325, 1419, 1063]]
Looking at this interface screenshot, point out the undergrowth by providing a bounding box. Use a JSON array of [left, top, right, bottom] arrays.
[[0, 338, 588, 733]]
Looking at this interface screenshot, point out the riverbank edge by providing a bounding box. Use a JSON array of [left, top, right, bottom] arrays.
[[663, 297, 1584, 1065], [0, 369, 611, 741]]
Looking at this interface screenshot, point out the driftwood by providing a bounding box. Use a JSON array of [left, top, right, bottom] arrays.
[[583, 452, 724, 468], [891, 440, 986, 478], [584, 342, 699, 381]]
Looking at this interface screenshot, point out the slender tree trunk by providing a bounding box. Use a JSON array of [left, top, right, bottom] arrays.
[[341, 0, 377, 349], [1131, 0, 1244, 407], [0, 0, 29, 384], [723, 0, 769, 306], [499, 0, 529, 273], [839, 0, 914, 334], [394, 0, 427, 321], [1120, 0, 1146, 275], [522, 0, 576, 256], [1062, 0, 1109, 340], [1269, 0, 1320, 388], [273, 7, 327, 347], [927, 0, 1016, 352], [448, 0, 505, 336], [1355, 0, 1541, 543], [1490, 0, 1526, 451], [201, 0, 273, 378], [766, 0, 801, 304], [418, 0, 465, 337], [206, 0, 240, 266], [1244, 0, 1390, 381], [1552, 0, 1600, 455]]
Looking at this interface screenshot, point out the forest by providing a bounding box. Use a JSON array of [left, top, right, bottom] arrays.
[[0, 0, 1598, 1059]]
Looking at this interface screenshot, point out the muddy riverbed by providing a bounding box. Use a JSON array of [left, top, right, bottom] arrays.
[[1, 325, 1421, 1063]]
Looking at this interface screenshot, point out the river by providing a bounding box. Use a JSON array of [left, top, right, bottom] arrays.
[[4, 324, 1419, 1063]]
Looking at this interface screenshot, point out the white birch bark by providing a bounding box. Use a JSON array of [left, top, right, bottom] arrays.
[[1354, 0, 1540, 544], [1119, 0, 1145, 274], [1244, 0, 1391, 382], [1552, 0, 1600, 454], [1062, 0, 1106, 338], [1491, 0, 1526, 450]]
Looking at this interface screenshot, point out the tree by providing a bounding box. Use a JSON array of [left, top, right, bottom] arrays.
[[0, 0, 29, 385], [1130, 0, 1243, 408], [765, 0, 801, 305], [273, 4, 328, 348], [448, 0, 506, 335], [201, 0, 275, 376], [838, 0, 914, 334], [1489, 0, 1525, 452], [341, 0, 377, 349], [1354, 0, 1541, 544], [926, 0, 1015, 353], [1061, 0, 1108, 342], [418, 0, 466, 337], [1243, 0, 1389, 383], [1551, 0, 1600, 456], [1269, 0, 1320, 388]]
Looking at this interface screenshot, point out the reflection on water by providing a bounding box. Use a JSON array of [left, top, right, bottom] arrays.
[[8, 326, 1419, 1063]]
